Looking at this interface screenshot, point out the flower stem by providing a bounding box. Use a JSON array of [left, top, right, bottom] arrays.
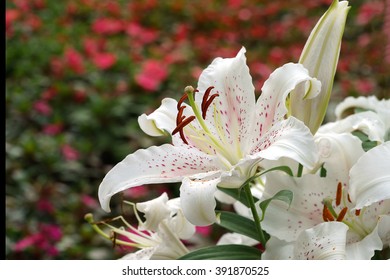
[[243, 183, 267, 247]]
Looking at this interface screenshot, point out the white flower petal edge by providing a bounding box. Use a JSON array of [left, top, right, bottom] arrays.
[[261, 236, 294, 260], [136, 193, 171, 231], [180, 176, 220, 226], [98, 144, 219, 212], [349, 142, 390, 209], [217, 233, 258, 247], [138, 98, 178, 137], [294, 222, 348, 260]]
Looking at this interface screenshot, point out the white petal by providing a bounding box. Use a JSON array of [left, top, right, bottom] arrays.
[[196, 47, 257, 154], [168, 209, 196, 240], [138, 98, 178, 136], [261, 236, 294, 260], [377, 215, 390, 247], [294, 222, 348, 260], [136, 193, 171, 231], [335, 96, 390, 130], [319, 111, 386, 143], [98, 144, 219, 212], [315, 132, 365, 183], [260, 173, 331, 242], [290, 0, 350, 134], [119, 247, 156, 260], [180, 176, 220, 226], [217, 233, 258, 246], [251, 117, 318, 170], [349, 142, 390, 209], [254, 63, 321, 138], [345, 217, 384, 260]]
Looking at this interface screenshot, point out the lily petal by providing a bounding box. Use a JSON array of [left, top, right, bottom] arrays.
[[98, 144, 219, 212], [290, 0, 350, 134], [345, 217, 384, 259], [294, 222, 348, 260], [251, 117, 318, 170], [261, 236, 294, 260], [138, 98, 178, 137], [180, 176, 221, 226], [255, 62, 321, 137], [136, 193, 171, 231], [349, 142, 390, 209], [120, 247, 157, 260], [196, 47, 256, 154]]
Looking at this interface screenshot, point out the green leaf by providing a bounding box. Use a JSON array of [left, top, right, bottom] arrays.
[[217, 165, 294, 207], [259, 190, 293, 221], [351, 130, 378, 152], [216, 211, 261, 242], [178, 244, 262, 260]]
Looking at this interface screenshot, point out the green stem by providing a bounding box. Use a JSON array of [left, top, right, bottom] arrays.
[[297, 163, 303, 177], [243, 183, 267, 247]]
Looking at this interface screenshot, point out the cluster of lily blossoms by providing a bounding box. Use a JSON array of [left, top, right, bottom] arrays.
[[87, 0, 390, 260]]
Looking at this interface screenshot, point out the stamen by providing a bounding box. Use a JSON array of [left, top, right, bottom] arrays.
[[202, 86, 215, 112], [336, 182, 342, 206], [347, 193, 352, 203], [355, 209, 361, 216], [323, 204, 335, 221], [202, 93, 219, 119], [177, 94, 189, 110], [336, 207, 348, 222], [177, 106, 186, 126], [172, 116, 196, 144]]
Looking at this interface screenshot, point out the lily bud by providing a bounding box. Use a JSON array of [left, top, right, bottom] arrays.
[[289, 0, 350, 134]]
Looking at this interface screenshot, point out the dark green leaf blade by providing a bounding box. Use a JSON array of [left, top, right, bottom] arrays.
[[259, 190, 293, 221], [216, 211, 261, 242], [178, 244, 262, 260]]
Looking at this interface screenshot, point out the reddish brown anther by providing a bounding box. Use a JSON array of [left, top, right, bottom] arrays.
[[355, 209, 361, 216], [336, 207, 348, 222], [322, 204, 335, 222], [201, 86, 219, 119], [177, 93, 189, 110], [336, 182, 342, 206], [173, 116, 196, 144]]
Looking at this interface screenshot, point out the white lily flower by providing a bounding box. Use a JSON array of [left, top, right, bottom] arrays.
[[289, 0, 350, 134], [87, 193, 195, 260], [99, 47, 320, 225], [260, 141, 390, 259]]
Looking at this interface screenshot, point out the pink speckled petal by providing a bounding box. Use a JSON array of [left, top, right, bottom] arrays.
[[294, 222, 348, 260], [98, 144, 219, 212], [196, 47, 256, 153], [260, 172, 335, 242], [253, 63, 320, 141], [251, 117, 318, 170]]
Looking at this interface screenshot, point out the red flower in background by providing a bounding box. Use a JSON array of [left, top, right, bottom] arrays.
[[135, 60, 168, 91], [42, 123, 63, 135], [61, 144, 80, 161], [64, 47, 85, 74], [91, 52, 117, 70], [356, 1, 384, 25], [33, 100, 52, 116], [92, 18, 123, 35]]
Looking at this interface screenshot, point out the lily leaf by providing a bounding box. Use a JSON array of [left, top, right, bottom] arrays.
[[259, 190, 293, 222], [178, 244, 262, 260], [351, 130, 378, 152], [216, 211, 261, 242]]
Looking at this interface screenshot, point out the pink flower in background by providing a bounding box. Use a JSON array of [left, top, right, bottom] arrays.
[[125, 22, 159, 44], [92, 18, 123, 35], [33, 100, 52, 116], [41, 87, 57, 101], [135, 60, 168, 91], [356, 1, 384, 25], [42, 123, 63, 135], [81, 195, 99, 208], [64, 47, 85, 74], [83, 37, 106, 57], [61, 144, 80, 161], [37, 198, 55, 214], [91, 52, 117, 70], [6, 9, 20, 30], [195, 226, 212, 237], [355, 78, 376, 95]]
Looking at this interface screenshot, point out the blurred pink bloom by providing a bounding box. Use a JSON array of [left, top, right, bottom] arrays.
[[41, 87, 57, 101], [50, 57, 65, 77], [42, 123, 63, 135], [92, 18, 123, 35], [64, 47, 85, 74], [91, 52, 117, 70], [25, 14, 42, 31], [355, 79, 376, 95], [125, 22, 158, 44], [123, 185, 149, 198], [269, 46, 286, 65], [33, 100, 52, 116], [6, 9, 20, 29], [73, 88, 88, 103], [61, 144, 80, 161], [356, 2, 384, 25], [83, 37, 106, 57], [135, 60, 168, 91], [195, 226, 212, 237], [81, 194, 99, 208], [37, 198, 55, 214]]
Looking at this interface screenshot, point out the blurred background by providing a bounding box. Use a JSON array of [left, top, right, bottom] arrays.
[[6, 0, 390, 259]]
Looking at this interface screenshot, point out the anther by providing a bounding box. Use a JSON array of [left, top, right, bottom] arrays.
[[336, 207, 348, 222], [347, 193, 352, 203], [172, 116, 196, 144], [323, 204, 335, 221], [336, 182, 342, 206], [202, 94, 219, 119], [202, 86, 215, 111], [177, 94, 189, 110], [355, 209, 361, 216]]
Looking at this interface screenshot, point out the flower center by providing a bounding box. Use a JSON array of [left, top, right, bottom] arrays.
[[172, 86, 242, 167], [322, 182, 371, 238]]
